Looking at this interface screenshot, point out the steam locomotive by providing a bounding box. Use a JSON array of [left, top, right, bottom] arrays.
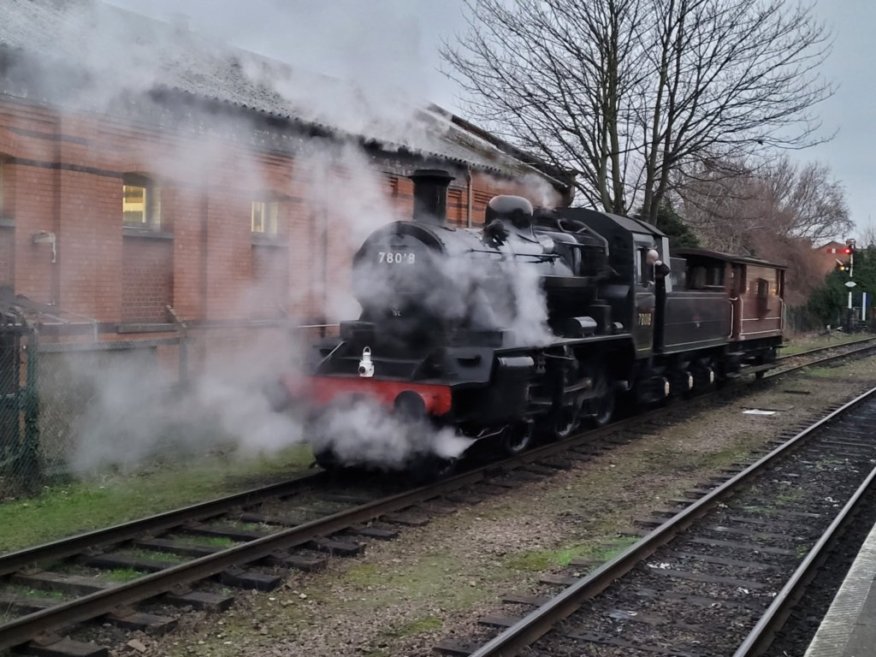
[[280, 169, 785, 470]]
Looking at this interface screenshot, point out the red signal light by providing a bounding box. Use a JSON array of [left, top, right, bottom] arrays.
[[844, 248, 852, 254]]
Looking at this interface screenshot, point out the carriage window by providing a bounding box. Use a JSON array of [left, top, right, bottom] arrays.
[[748, 266, 776, 295], [756, 278, 769, 298], [706, 267, 724, 287]]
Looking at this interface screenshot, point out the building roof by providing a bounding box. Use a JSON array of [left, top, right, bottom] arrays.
[[815, 240, 846, 250], [674, 248, 788, 270], [0, 0, 572, 190]]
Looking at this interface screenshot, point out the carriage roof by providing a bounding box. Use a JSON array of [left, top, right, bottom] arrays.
[[673, 248, 788, 270]]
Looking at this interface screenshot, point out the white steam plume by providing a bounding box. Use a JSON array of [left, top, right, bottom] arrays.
[[308, 398, 473, 469], [66, 331, 306, 474], [6, 1, 559, 473]]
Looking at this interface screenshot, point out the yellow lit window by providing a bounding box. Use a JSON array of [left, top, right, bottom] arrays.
[[123, 176, 160, 227], [251, 200, 279, 235]]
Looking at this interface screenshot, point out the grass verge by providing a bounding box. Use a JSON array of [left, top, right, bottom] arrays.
[[0, 445, 313, 553]]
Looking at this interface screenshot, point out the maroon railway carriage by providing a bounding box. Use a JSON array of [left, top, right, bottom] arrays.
[[674, 248, 786, 373]]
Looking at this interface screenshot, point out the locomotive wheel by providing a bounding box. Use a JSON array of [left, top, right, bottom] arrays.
[[588, 383, 615, 426], [554, 407, 581, 439], [583, 367, 615, 427], [501, 422, 534, 455]]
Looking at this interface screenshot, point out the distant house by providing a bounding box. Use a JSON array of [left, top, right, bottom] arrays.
[[814, 240, 850, 277], [0, 0, 572, 372]]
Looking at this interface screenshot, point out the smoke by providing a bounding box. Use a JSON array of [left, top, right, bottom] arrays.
[[483, 173, 564, 209], [63, 331, 306, 474], [497, 250, 553, 346], [3, 1, 558, 474], [1, 0, 465, 157], [308, 398, 473, 469], [352, 218, 555, 347]]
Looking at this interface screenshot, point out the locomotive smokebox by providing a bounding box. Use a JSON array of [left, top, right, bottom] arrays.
[[410, 169, 455, 224]]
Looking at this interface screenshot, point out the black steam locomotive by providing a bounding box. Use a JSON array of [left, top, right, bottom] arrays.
[[282, 169, 785, 469]]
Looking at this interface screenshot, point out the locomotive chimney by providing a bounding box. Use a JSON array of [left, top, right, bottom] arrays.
[[409, 169, 454, 224]]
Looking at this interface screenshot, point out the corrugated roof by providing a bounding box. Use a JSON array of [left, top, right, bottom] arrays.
[[0, 0, 571, 187]]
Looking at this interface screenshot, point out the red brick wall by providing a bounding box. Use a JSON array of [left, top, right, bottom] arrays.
[[121, 236, 173, 323], [204, 194, 252, 321], [252, 244, 288, 318], [168, 186, 206, 320], [0, 96, 562, 338], [0, 227, 12, 286], [58, 169, 123, 321]]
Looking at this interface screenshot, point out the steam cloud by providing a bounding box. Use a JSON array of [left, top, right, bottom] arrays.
[[65, 333, 306, 473], [308, 398, 474, 469], [9, 0, 558, 473]]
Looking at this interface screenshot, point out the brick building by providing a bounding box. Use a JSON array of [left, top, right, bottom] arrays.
[[0, 1, 572, 377], [814, 240, 851, 278]]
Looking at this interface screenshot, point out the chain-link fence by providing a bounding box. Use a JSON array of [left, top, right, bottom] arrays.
[[784, 305, 824, 334], [0, 322, 40, 497], [1, 321, 337, 499]]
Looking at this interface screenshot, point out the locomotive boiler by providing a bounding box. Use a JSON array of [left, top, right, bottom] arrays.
[[280, 169, 785, 471]]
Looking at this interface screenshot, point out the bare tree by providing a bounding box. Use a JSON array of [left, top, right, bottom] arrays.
[[678, 156, 851, 304], [443, 0, 832, 220], [858, 222, 876, 248], [680, 156, 851, 250]]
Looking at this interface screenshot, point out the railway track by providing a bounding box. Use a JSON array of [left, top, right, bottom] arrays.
[[775, 333, 876, 365], [440, 387, 876, 657], [1, 341, 874, 656]]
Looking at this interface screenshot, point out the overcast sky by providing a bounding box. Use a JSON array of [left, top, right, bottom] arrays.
[[106, 0, 874, 237]]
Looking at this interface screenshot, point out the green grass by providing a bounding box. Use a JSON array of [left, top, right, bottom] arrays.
[[104, 567, 145, 583], [801, 366, 839, 378], [341, 554, 496, 611], [120, 549, 185, 564], [504, 535, 638, 572], [4, 585, 68, 601], [0, 445, 313, 553], [169, 534, 236, 548], [386, 616, 443, 638], [779, 332, 875, 356]]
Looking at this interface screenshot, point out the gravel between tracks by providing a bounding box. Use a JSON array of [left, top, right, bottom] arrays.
[[122, 358, 876, 657]]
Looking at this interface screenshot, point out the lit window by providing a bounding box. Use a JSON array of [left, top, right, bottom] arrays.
[[251, 200, 279, 235], [123, 175, 160, 228]]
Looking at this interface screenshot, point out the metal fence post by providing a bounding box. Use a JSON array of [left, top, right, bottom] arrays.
[[18, 328, 42, 493]]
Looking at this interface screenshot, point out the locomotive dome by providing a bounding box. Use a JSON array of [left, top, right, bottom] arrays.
[[486, 195, 534, 228]]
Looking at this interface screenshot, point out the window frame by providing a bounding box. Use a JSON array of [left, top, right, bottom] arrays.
[[251, 198, 281, 237], [122, 174, 161, 230]]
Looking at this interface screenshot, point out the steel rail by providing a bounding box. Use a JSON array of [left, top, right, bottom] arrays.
[[4, 330, 864, 574], [0, 470, 328, 577], [0, 468, 495, 651], [761, 340, 876, 378], [466, 385, 876, 657], [2, 340, 872, 651], [776, 335, 876, 362], [0, 395, 709, 651], [732, 464, 876, 657]]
